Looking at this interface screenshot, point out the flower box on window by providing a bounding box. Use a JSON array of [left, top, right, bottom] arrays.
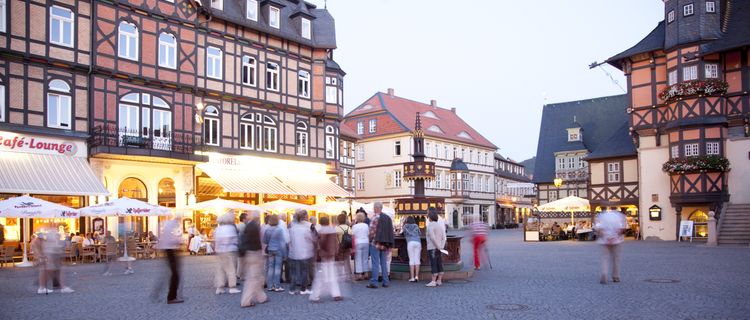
[[662, 155, 730, 174], [658, 79, 729, 102]]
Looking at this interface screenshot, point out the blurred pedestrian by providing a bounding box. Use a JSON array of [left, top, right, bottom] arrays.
[[402, 216, 421, 282], [102, 230, 133, 276], [236, 213, 248, 282], [469, 214, 489, 270], [352, 212, 371, 281], [288, 209, 314, 295], [36, 230, 74, 294], [278, 213, 291, 283], [366, 202, 394, 289], [335, 213, 353, 282], [309, 216, 343, 302], [239, 210, 268, 307], [214, 211, 241, 295], [158, 215, 183, 304], [187, 223, 198, 255], [595, 210, 628, 284], [262, 214, 287, 292], [425, 207, 446, 287], [308, 215, 320, 284]]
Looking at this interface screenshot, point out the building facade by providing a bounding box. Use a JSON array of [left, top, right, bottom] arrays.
[[605, 0, 750, 242], [343, 88, 497, 229], [494, 153, 534, 226]]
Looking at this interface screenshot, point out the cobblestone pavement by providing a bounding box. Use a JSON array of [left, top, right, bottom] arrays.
[[1, 230, 749, 319]]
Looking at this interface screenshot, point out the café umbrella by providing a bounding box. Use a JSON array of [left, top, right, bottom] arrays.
[[174, 198, 265, 215], [0, 195, 81, 267], [258, 199, 318, 212], [537, 196, 591, 224], [80, 197, 171, 261]]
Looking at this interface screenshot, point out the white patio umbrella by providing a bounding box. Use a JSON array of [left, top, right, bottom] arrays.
[[362, 202, 396, 218], [174, 198, 265, 215], [0, 195, 81, 267], [258, 199, 318, 212], [80, 197, 171, 261], [537, 196, 591, 224]]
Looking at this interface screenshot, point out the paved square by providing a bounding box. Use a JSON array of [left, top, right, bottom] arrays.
[[1, 230, 748, 319]]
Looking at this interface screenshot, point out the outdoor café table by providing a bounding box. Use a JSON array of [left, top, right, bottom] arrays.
[[135, 241, 157, 259], [90, 243, 107, 262], [577, 229, 593, 241]]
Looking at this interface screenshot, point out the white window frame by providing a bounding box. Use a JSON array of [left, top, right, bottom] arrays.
[[47, 81, 72, 129], [262, 116, 277, 152], [470, 176, 476, 192], [668, 10, 675, 23], [394, 170, 402, 188], [50, 6, 74, 48], [301, 18, 311, 39], [461, 148, 465, 160], [578, 156, 586, 169], [607, 163, 620, 183], [469, 150, 474, 163], [685, 143, 699, 156], [705, 64, 718, 78], [206, 47, 223, 79], [246, 0, 258, 21], [0, 84, 4, 122], [240, 122, 254, 149], [204, 107, 220, 146], [296, 122, 308, 156], [357, 174, 365, 190], [684, 3, 694, 16], [298, 70, 310, 98], [484, 153, 489, 166], [425, 142, 432, 157], [672, 146, 680, 158], [485, 178, 490, 192], [706, 1, 715, 13], [436, 172, 441, 189], [158, 33, 177, 69], [569, 190, 578, 197], [325, 135, 335, 159], [669, 70, 678, 85], [368, 119, 376, 133], [357, 145, 364, 161], [557, 157, 565, 170], [549, 191, 558, 201], [435, 144, 441, 159], [269, 6, 280, 29], [326, 86, 337, 104], [683, 65, 697, 81], [356, 121, 364, 135], [242, 56, 257, 86], [0, 0, 6, 33], [118, 21, 139, 61], [394, 140, 401, 156], [567, 157, 575, 169], [706, 142, 719, 155], [445, 146, 449, 160], [266, 62, 279, 91], [569, 131, 579, 141], [211, 0, 223, 11]]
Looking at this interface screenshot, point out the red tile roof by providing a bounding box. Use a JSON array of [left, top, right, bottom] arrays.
[[345, 92, 497, 149], [339, 122, 359, 139]]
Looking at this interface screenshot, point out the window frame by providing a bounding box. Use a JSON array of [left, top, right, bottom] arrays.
[[668, 10, 675, 23], [296, 122, 308, 156], [301, 18, 311, 39], [47, 81, 72, 129], [368, 119, 376, 133], [357, 145, 364, 161], [668, 70, 678, 85], [266, 62, 279, 91], [394, 140, 401, 156], [557, 157, 565, 170], [705, 64, 718, 78], [326, 86, 338, 104], [50, 6, 74, 48], [684, 3, 694, 16], [204, 107, 220, 146], [158, 33, 177, 69], [357, 173, 365, 190], [246, 0, 258, 21], [549, 190, 558, 201], [262, 116, 277, 152], [242, 56, 257, 87], [206, 47, 223, 80], [118, 21, 139, 61], [211, 0, 223, 11], [607, 162, 620, 183], [671, 145, 680, 158], [706, 1, 715, 13], [685, 143, 699, 156], [356, 121, 364, 135], [435, 172, 441, 189], [683, 65, 697, 81], [706, 141, 720, 155], [0, 0, 6, 33], [269, 6, 280, 29], [0, 83, 4, 122], [240, 121, 254, 149], [298, 70, 310, 98], [325, 135, 335, 159]]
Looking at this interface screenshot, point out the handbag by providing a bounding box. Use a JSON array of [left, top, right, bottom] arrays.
[[264, 228, 277, 254], [338, 226, 352, 250]]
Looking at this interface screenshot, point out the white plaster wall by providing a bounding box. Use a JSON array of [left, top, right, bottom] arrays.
[[726, 137, 750, 204], [623, 159, 638, 183], [590, 162, 605, 184], [637, 136, 675, 241]]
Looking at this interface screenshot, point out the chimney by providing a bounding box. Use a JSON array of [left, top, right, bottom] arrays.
[[431, 100, 437, 108], [387, 88, 394, 98], [451, 107, 456, 114]]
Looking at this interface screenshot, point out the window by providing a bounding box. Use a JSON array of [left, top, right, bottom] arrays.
[[357, 174, 365, 190], [607, 163, 620, 183], [685, 143, 699, 156], [266, 62, 279, 91], [705, 64, 718, 78], [425, 177, 432, 189], [668, 70, 678, 85], [242, 56, 257, 86], [204, 106, 219, 146], [368, 119, 376, 133], [211, 0, 223, 10], [262, 116, 277, 152], [0, 83, 4, 122], [298, 71, 310, 98], [484, 153, 489, 166], [118, 21, 138, 60], [470, 176, 475, 192], [436, 172, 441, 189], [356, 122, 364, 135], [394, 171, 402, 188], [549, 191, 557, 201], [296, 122, 308, 156], [445, 146, 450, 160], [435, 144, 441, 159], [325, 135, 335, 159], [0, 0, 5, 33], [684, 3, 694, 16], [394, 141, 401, 156], [342, 141, 348, 157], [246, 0, 258, 20], [668, 10, 675, 23], [485, 178, 490, 192], [462, 173, 469, 191], [427, 125, 444, 133], [47, 80, 71, 129], [152, 102, 172, 151], [557, 157, 565, 170], [301, 18, 311, 39], [50, 6, 74, 47], [461, 148, 466, 160], [269, 6, 280, 28], [206, 47, 222, 79], [568, 157, 576, 169], [672, 146, 680, 158], [706, 142, 719, 155], [357, 145, 364, 160], [425, 142, 432, 157], [569, 190, 578, 197], [683, 66, 697, 81], [158, 33, 176, 69], [469, 150, 474, 163], [326, 86, 337, 103], [706, 1, 715, 13], [569, 130, 579, 141], [240, 114, 254, 149], [578, 156, 586, 169]]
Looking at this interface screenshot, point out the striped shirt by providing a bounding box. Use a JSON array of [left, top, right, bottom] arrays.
[[469, 221, 489, 237]]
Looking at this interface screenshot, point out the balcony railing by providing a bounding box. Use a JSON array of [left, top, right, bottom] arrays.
[[90, 125, 208, 155]]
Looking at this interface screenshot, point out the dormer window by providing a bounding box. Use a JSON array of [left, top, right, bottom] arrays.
[[427, 125, 444, 133], [301, 18, 311, 39], [567, 128, 581, 142], [683, 4, 694, 16], [269, 7, 280, 29], [247, 0, 258, 20], [457, 131, 474, 140], [706, 1, 715, 13], [423, 111, 440, 119], [667, 10, 675, 23], [211, 0, 223, 11]]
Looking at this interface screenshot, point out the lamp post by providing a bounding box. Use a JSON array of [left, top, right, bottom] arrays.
[[553, 177, 562, 200]]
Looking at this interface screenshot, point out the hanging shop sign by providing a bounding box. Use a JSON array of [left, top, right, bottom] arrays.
[[0, 131, 84, 157]]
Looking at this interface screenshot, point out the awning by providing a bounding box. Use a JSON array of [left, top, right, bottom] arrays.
[[497, 203, 514, 209], [0, 151, 110, 196], [198, 163, 350, 197]]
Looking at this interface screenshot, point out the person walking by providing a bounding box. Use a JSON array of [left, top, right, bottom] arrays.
[[158, 216, 183, 304], [366, 202, 394, 289], [402, 216, 422, 282], [425, 207, 446, 287], [307, 215, 320, 285], [36, 230, 74, 294], [236, 213, 248, 282], [469, 214, 489, 270], [239, 210, 268, 307], [335, 213, 353, 282], [351, 212, 371, 281], [288, 210, 314, 295], [102, 230, 133, 276], [262, 214, 287, 292], [309, 216, 343, 302], [187, 223, 198, 255], [595, 210, 628, 284], [214, 211, 241, 295]]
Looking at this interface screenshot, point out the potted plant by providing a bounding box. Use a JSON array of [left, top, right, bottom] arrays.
[[662, 155, 731, 174]]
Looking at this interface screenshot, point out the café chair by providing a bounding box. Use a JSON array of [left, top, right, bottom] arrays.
[[101, 242, 117, 263], [79, 243, 96, 263], [62, 245, 78, 265], [0, 245, 16, 268], [551, 227, 562, 241]]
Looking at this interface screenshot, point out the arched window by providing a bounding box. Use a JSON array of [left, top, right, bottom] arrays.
[[296, 122, 308, 156], [158, 33, 176, 69], [689, 211, 708, 238], [118, 21, 139, 60], [158, 178, 176, 208], [262, 116, 277, 152], [47, 80, 71, 129], [119, 177, 147, 201], [325, 125, 335, 159], [118, 93, 172, 150], [240, 113, 254, 149], [204, 106, 219, 146]]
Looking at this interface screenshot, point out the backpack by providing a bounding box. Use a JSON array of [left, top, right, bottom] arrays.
[[338, 226, 352, 250]]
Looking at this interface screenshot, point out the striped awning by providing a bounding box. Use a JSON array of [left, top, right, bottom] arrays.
[[0, 151, 111, 196], [198, 163, 350, 197]]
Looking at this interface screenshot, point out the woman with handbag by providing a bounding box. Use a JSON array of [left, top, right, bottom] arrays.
[[261, 214, 287, 292], [402, 216, 422, 282], [335, 213, 353, 282], [425, 208, 446, 288]]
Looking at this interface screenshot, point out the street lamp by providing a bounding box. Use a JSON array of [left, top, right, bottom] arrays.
[[553, 177, 562, 201]]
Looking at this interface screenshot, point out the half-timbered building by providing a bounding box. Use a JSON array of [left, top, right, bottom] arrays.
[[494, 153, 534, 227]]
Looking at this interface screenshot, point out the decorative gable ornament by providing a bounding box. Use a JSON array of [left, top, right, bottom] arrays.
[[457, 131, 473, 139], [360, 104, 375, 111], [423, 111, 440, 120], [426, 125, 444, 133]]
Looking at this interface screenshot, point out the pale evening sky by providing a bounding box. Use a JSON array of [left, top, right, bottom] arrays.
[[307, 0, 665, 161]]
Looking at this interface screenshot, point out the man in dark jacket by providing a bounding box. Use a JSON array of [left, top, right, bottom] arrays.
[[366, 202, 394, 289], [239, 211, 267, 307]]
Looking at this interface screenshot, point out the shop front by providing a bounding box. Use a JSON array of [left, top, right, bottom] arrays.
[[0, 131, 110, 249]]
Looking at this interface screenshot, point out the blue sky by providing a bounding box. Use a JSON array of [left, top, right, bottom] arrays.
[[307, 0, 665, 161]]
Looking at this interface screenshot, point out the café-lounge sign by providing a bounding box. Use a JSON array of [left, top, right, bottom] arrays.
[[0, 131, 83, 157]]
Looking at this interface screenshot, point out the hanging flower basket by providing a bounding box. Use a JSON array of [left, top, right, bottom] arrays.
[[658, 79, 729, 102], [662, 155, 730, 174]]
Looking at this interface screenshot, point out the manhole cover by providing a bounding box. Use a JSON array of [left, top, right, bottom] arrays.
[[486, 304, 531, 311], [446, 280, 470, 284], [644, 279, 681, 283]]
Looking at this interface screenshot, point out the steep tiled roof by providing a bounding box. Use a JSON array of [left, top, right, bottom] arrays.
[[326, 59, 345, 75], [532, 95, 628, 184], [345, 92, 497, 149], [584, 122, 637, 160], [339, 122, 359, 139], [607, 21, 665, 69], [206, 0, 336, 49]]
